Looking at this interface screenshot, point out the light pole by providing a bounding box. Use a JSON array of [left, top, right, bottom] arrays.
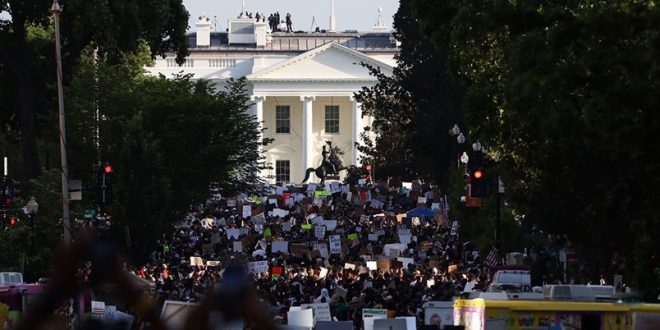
[[50, 0, 71, 244]]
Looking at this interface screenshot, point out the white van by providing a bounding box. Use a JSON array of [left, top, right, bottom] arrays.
[[0, 272, 24, 285], [489, 270, 531, 292]]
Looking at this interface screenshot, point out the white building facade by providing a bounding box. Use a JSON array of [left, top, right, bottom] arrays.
[[147, 15, 398, 183]]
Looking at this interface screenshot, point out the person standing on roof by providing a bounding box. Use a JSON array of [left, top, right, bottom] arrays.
[[286, 13, 293, 32]]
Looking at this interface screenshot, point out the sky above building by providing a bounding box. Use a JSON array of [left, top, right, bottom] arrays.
[[182, 0, 400, 33]]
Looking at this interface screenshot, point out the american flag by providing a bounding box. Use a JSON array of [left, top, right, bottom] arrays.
[[485, 246, 500, 267]]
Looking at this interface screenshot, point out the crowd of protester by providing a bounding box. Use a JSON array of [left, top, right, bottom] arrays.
[[132, 180, 492, 327]]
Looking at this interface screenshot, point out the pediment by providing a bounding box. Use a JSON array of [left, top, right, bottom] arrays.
[[247, 42, 393, 81]]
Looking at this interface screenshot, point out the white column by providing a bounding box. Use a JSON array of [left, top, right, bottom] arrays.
[[301, 96, 316, 171], [351, 96, 363, 165], [250, 96, 265, 150]]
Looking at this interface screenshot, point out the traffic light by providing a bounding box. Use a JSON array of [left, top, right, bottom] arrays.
[[9, 215, 16, 226], [98, 162, 114, 206], [470, 167, 486, 198]]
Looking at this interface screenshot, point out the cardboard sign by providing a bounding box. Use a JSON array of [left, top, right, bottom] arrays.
[[206, 260, 221, 267], [329, 235, 341, 254], [190, 257, 203, 266], [247, 261, 269, 274], [233, 241, 243, 253], [315, 225, 326, 239], [271, 241, 289, 253], [448, 264, 458, 273], [377, 258, 390, 272]]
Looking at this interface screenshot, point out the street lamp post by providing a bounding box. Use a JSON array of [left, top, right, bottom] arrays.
[[50, 0, 72, 244]]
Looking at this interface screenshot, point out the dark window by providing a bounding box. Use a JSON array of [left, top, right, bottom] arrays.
[[325, 105, 340, 133], [276, 106, 290, 134], [275, 160, 290, 183]]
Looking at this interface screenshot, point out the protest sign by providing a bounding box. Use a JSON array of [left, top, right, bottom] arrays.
[[363, 308, 388, 330], [283, 222, 292, 231], [319, 246, 329, 258], [226, 229, 240, 239], [227, 199, 236, 207], [335, 286, 348, 299], [189, 257, 203, 266], [272, 208, 289, 218], [91, 301, 106, 320], [272, 241, 289, 253], [312, 216, 324, 225], [206, 260, 221, 267], [300, 303, 332, 323], [247, 261, 269, 274], [323, 220, 337, 231], [315, 190, 332, 197], [268, 198, 277, 205], [347, 233, 358, 241], [344, 263, 356, 270], [314, 225, 326, 240], [233, 241, 243, 253], [397, 257, 414, 269], [360, 215, 370, 223], [319, 267, 329, 279], [368, 234, 379, 241], [242, 205, 252, 218], [370, 199, 384, 209], [374, 319, 407, 330], [448, 264, 458, 273], [367, 261, 377, 271], [399, 233, 412, 245], [329, 235, 341, 254], [377, 258, 390, 272], [288, 309, 314, 329], [301, 224, 312, 230]]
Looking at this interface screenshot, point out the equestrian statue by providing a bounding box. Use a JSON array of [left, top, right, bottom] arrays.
[[302, 141, 355, 184]]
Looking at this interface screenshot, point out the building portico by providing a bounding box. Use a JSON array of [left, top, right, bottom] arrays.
[[247, 42, 392, 183]]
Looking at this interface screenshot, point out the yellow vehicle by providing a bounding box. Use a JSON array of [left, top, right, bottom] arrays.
[[453, 287, 660, 330]]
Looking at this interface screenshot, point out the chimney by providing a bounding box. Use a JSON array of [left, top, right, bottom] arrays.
[[329, 0, 336, 33], [196, 13, 213, 48]]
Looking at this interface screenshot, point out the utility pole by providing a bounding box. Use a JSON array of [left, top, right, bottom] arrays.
[[51, 0, 71, 244]]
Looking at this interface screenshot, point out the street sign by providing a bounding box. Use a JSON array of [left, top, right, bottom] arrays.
[[83, 208, 96, 219], [69, 180, 82, 200]]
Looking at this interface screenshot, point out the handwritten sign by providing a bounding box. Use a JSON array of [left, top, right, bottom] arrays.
[[315, 225, 326, 239], [247, 261, 269, 275], [329, 235, 341, 254]]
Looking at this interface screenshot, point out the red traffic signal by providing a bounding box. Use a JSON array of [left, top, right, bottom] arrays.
[[9, 216, 16, 226], [104, 164, 113, 174], [473, 169, 483, 180]]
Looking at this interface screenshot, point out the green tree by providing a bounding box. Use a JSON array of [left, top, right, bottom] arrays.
[[354, 0, 463, 185], [64, 51, 268, 257], [0, 0, 189, 179], [412, 0, 660, 299]]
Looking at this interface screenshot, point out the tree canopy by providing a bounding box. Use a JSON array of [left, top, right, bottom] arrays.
[[412, 0, 660, 299]]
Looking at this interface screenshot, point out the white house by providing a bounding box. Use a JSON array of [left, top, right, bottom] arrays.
[[147, 13, 399, 183]]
